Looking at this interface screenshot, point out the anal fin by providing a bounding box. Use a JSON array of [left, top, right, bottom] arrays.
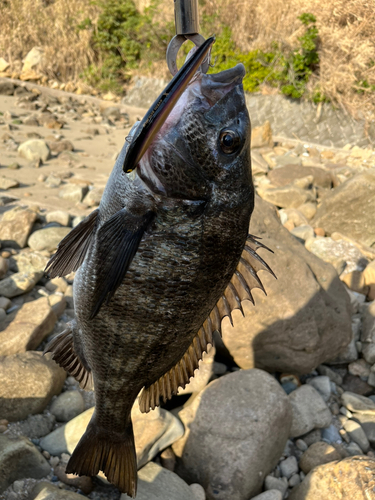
[[44, 324, 93, 390]]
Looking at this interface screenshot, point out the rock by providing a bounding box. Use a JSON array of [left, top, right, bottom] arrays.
[[0, 271, 42, 298], [178, 345, 215, 395], [312, 171, 375, 248], [288, 456, 375, 500], [47, 140, 74, 154], [11, 250, 49, 274], [18, 413, 55, 439], [190, 483, 206, 500], [18, 139, 50, 163], [48, 294, 66, 317], [50, 390, 85, 422], [251, 121, 273, 148], [341, 271, 368, 294], [0, 297, 57, 355], [289, 385, 332, 438], [348, 359, 371, 378], [0, 435, 50, 493], [0, 351, 66, 421], [343, 420, 370, 452], [121, 462, 196, 500], [23, 115, 40, 127], [0, 297, 11, 311], [173, 369, 292, 500], [341, 392, 375, 414], [257, 184, 315, 209], [0, 176, 19, 189], [0, 81, 14, 95], [45, 277, 68, 293], [251, 491, 283, 500], [299, 441, 342, 474], [353, 413, 375, 446], [22, 47, 44, 72], [29, 482, 85, 500], [280, 456, 298, 479], [362, 343, 375, 364], [346, 441, 364, 456], [279, 207, 309, 227], [82, 186, 104, 207], [364, 261, 375, 300], [45, 211, 70, 227], [28, 227, 71, 252], [59, 184, 88, 203], [305, 237, 368, 275], [40, 401, 183, 468], [222, 197, 352, 374], [298, 202, 317, 220], [264, 477, 288, 497], [54, 464, 93, 494], [316, 365, 343, 386], [290, 224, 315, 243], [268, 165, 332, 189], [0, 256, 8, 279], [307, 376, 331, 402], [0, 207, 37, 248], [361, 301, 375, 343], [121, 76, 169, 108]]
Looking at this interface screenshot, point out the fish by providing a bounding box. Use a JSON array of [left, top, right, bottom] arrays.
[[44, 37, 274, 497]]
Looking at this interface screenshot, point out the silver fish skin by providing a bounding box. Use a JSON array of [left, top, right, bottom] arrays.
[[45, 63, 259, 497]]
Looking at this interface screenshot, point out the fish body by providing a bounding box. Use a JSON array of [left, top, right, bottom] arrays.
[[45, 47, 273, 497]]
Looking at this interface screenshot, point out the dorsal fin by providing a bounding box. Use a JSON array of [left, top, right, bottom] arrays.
[[139, 234, 275, 413]]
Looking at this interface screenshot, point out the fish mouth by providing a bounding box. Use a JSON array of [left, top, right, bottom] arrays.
[[201, 63, 246, 106]]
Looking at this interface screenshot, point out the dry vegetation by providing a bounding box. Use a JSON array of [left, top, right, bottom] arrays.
[[0, 0, 374, 115]]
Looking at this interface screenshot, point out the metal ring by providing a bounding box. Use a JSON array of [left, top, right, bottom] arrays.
[[166, 33, 208, 76]]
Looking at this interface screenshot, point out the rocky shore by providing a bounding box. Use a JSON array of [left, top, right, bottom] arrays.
[[0, 79, 375, 500]]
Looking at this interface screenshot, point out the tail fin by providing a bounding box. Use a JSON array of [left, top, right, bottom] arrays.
[[66, 419, 137, 497]]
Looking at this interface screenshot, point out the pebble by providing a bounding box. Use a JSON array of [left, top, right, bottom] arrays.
[[50, 390, 85, 422], [295, 439, 308, 451], [279, 455, 298, 479], [46, 210, 70, 227], [289, 385, 332, 438], [343, 420, 370, 452], [288, 473, 301, 487], [28, 226, 71, 252], [345, 441, 364, 456], [341, 392, 375, 413], [251, 491, 283, 500], [307, 376, 331, 402], [59, 184, 88, 203], [189, 483, 206, 500], [321, 424, 342, 444], [264, 476, 288, 497], [299, 441, 342, 474], [18, 139, 50, 162]]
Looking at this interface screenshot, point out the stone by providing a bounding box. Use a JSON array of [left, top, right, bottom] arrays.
[[290, 224, 315, 243], [11, 250, 49, 274], [268, 164, 332, 189], [348, 359, 371, 378], [312, 171, 375, 248], [298, 202, 317, 220], [173, 369, 292, 500], [343, 420, 370, 452], [0, 297, 11, 311], [22, 47, 44, 72], [353, 413, 375, 446], [48, 294, 66, 317], [0, 176, 19, 189], [48, 140, 74, 154], [29, 482, 84, 500], [341, 271, 368, 294], [121, 462, 196, 500], [28, 227, 71, 252], [46, 211, 70, 227], [361, 302, 375, 343], [362, 343, 375, 364], [305, 237, 368, 275], [299, 441, 342, 474], [0, 271, 42, 298], [0, 435, 50, 493], [222, 197, 352, 374], [289, 385, 332, 438], [257, 184, 315, 209], [0, 81, 14, 95], [178, 345, 215, 395], [288, 456, 375, 500], [279, 456, 298, 479], [50, 390, 85, 422], [0, 256, 8, 279], [82, 186, 104, 207], [0, 297, 57, 355], [45, 277, 68, 293], [17, 413, 55, 439], [251, 492, 283, 500], [59, 184, 88, 203], [190, 483, 206, 500], [0, 207, 37, 248], [54, 464, 93, 494], [18, 139, 50, 163], [251, 121, 273, 148], [341, 392, 375, 414], [40, 401, 183, 469], [307, 376, 331, 402], [316, 365, 343, 386], [364, 261, 375, 300], [346, 441, 364, 456], [0, 351, 66, 421], [264, 477, 288, 497]]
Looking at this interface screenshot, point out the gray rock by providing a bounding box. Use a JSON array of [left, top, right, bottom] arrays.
[[317, 365, 343, 386], [291, 224, 315, 243], [0, 271, 42, 298], [45, 211, 70, 227], [341, 392, 375, 414], [59, 184, 88, 203], [18, 413, 55, 439], [362, 343, 375, 364], [0, 297, 57, 355], [173, 369, 292, 500], [268, 164, 332, 189], [307, 376, 331, 402], [0, 256, 8, 279], [222, 197, 352, 374], [190, 483, 206, 500], [0, 435, 50, 493], [48, 139, 74, 154], [0, 207, 37, 249], [50, 390, 85, 422], [28, 227, 71, 252], [251, 491, 283, 500], [257, 184, 315, 209], [321, 424, 342, 444], [11, 250, 49, 274], [312, 171, 375, 248], [353, 413, 375, 446], [280, 456, 298, 479], [18, 139, 50, 162], [0, 81, 15, 95], [343, 420, 370, 452], [0, 351, 66, 421], [302, 428, 322, 446], [264, 476, 288, 497], [82, 187, 104, 207], [345, 441, 364, 456], [121, 462, 195, 500], [299, 441, 342, 474], [29, 482, 84, 500], [0, 176, 19, 189], [361, 301, 375, 343], [289, 385, 332, 438], [298, 202, 317, 220], [305, 237, 368, 275], [40, 401, 183, 469], [122, 76, 168, 108]]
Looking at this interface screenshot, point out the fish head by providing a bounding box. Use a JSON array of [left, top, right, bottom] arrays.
[[137, 63, 252, 200]]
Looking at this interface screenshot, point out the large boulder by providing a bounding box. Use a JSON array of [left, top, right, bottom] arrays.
[[173, 369, 292, 500], [0, 351, 66, 421], [222, 196, 352, 374], [288, 456, 375, 500], [312, 171, 375, 247]]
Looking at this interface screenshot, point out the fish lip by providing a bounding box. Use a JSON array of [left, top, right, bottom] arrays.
[[206, 63, 246, 84], [201, 64, 245, 106]]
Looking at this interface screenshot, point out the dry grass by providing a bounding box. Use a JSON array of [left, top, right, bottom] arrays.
[[1, 0, 374, 115]]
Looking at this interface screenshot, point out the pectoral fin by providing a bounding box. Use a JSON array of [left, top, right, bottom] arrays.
[[89, 209, 154, 319]]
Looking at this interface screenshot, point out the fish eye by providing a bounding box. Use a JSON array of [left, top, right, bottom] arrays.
[[219, 129, 241, 155]]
